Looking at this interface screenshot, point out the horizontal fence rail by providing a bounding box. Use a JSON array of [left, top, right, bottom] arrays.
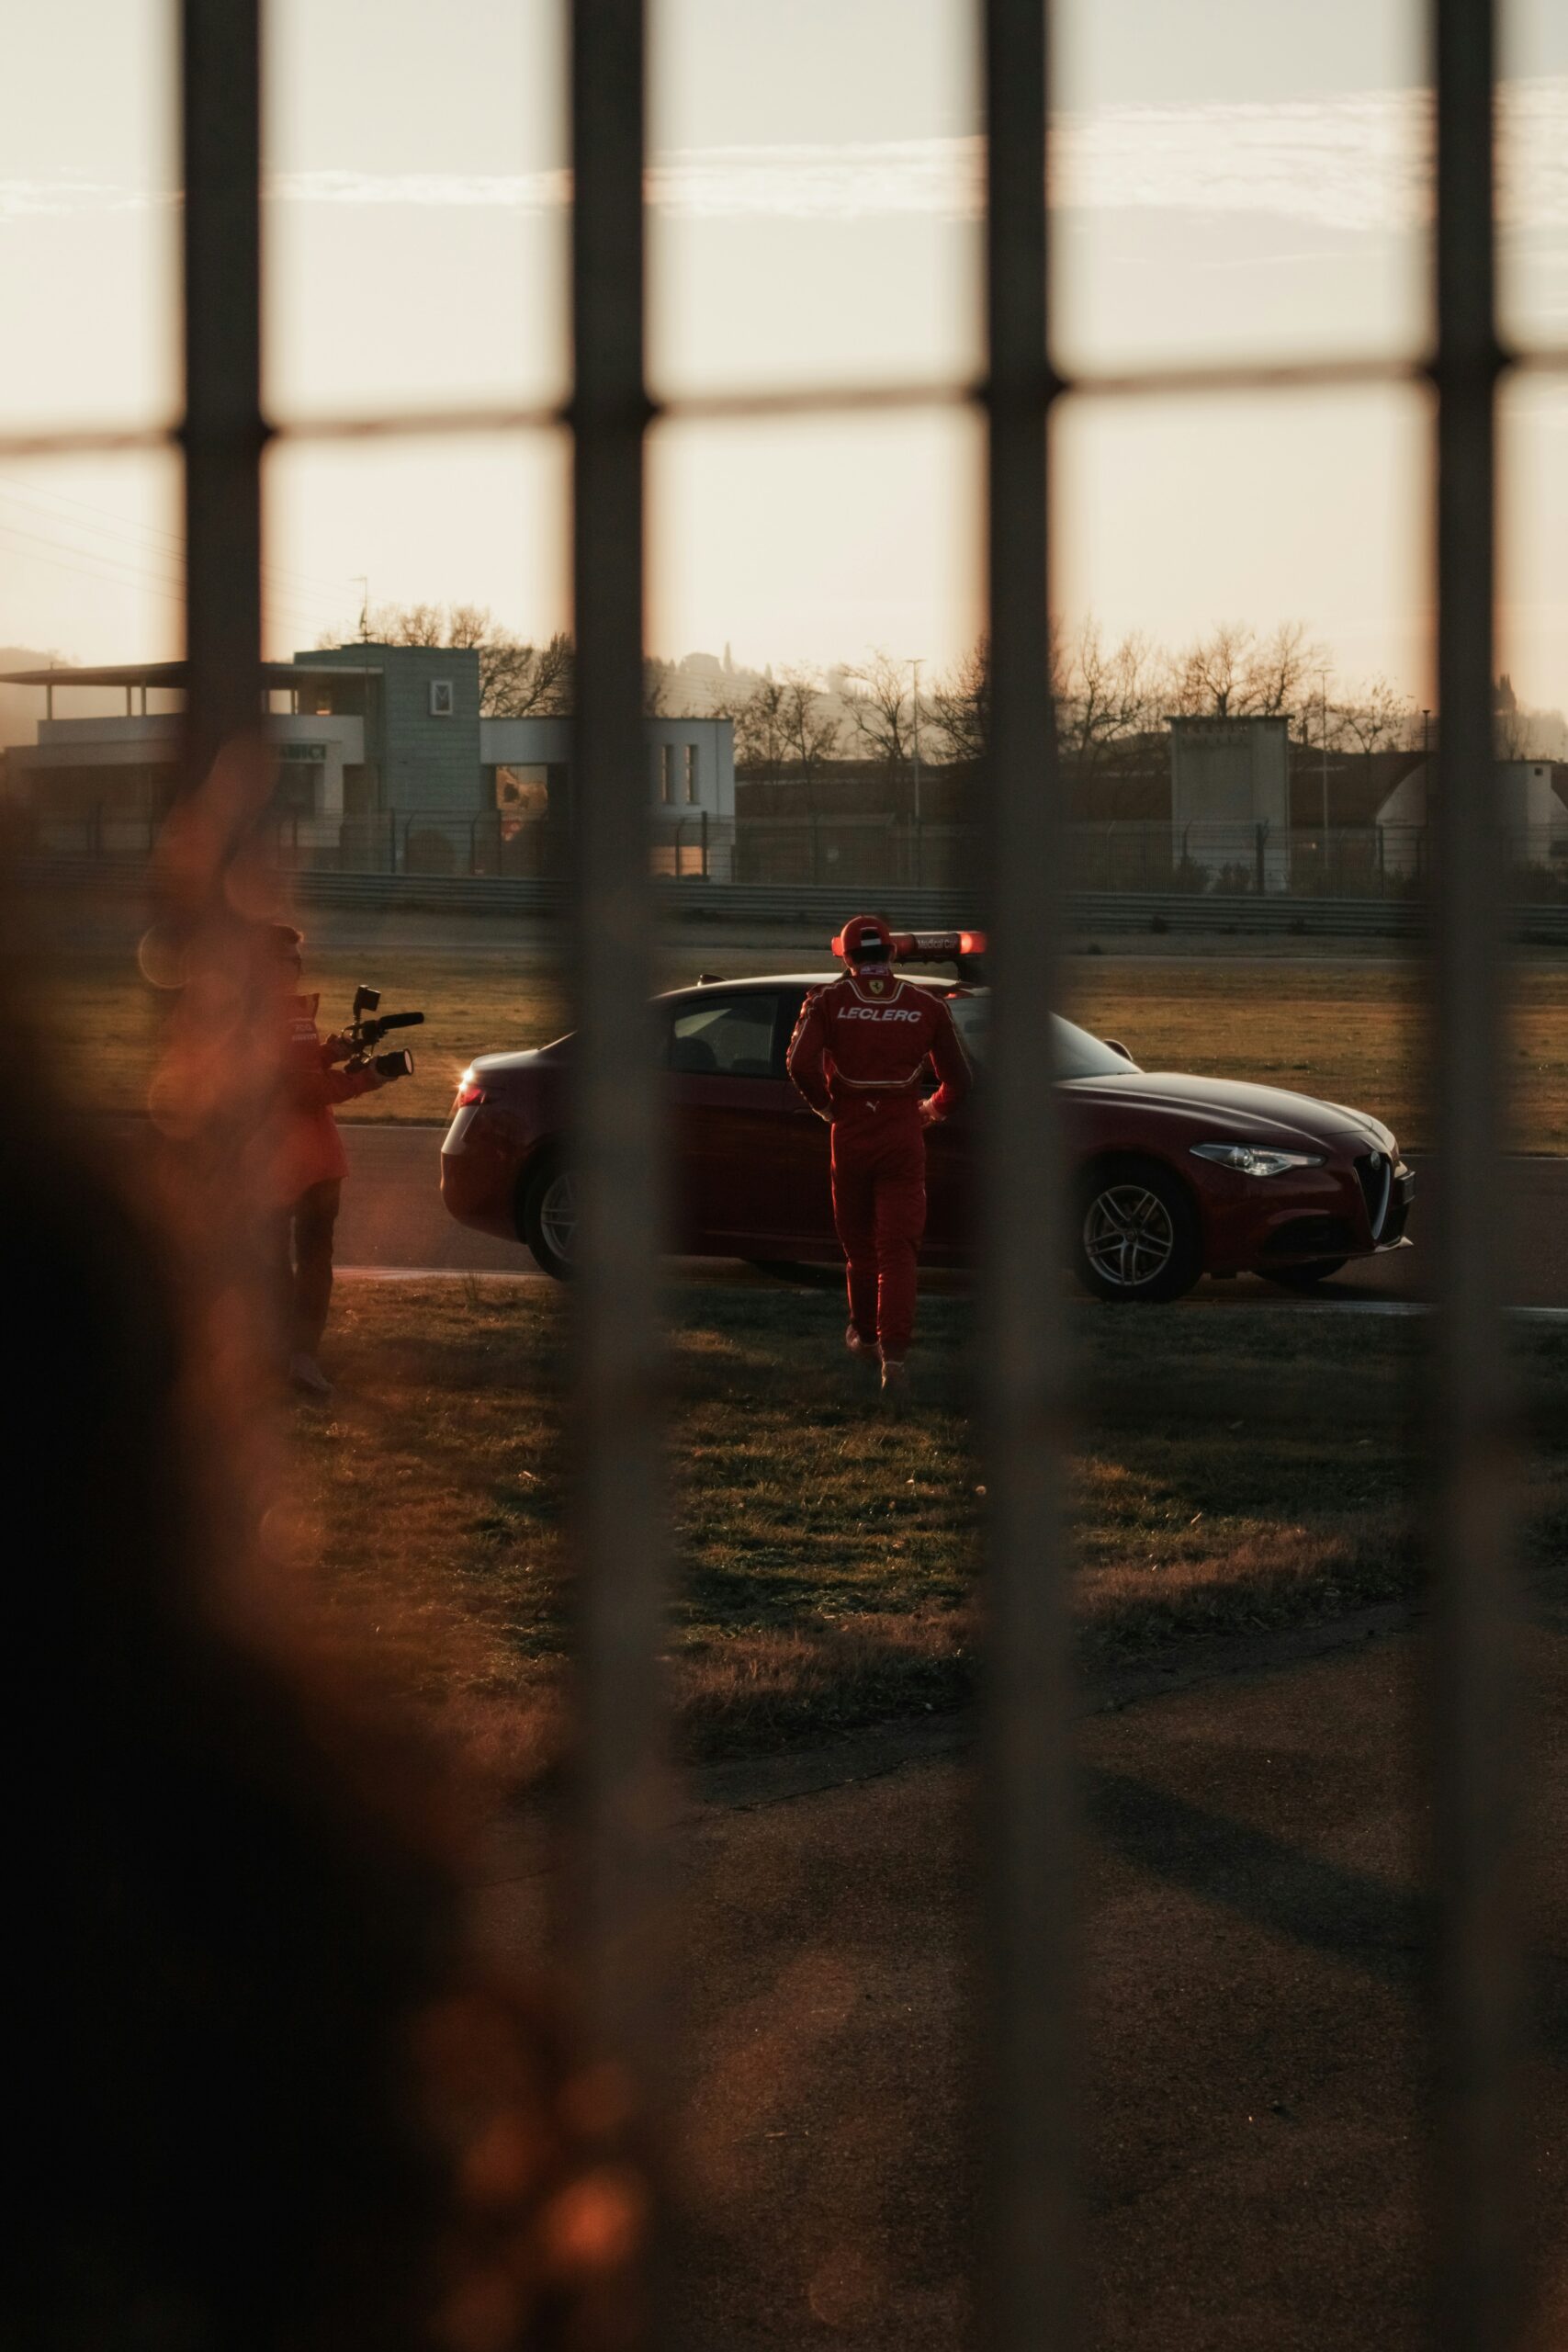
[[28, 856, 1568, 946], [19, 805, 1568, 900]]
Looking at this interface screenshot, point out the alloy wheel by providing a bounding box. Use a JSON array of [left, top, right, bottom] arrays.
[[538, 1170, 578, 1264], [1082, 1182, 1177, 1291]]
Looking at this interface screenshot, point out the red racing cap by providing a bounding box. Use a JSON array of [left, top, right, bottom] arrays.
[[833, 911, 895, 966]]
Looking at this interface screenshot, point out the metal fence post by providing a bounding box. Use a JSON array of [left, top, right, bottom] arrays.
[[982, 3, 1077, 2346], [1429, 0, 1522, 2340], [179, 0, 263, 821], [569, 3, 667, 2329]]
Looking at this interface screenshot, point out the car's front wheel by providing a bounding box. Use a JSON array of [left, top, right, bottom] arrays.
[[1075, 1158, 1202, 1304], [519, 1154, 576, 1281]]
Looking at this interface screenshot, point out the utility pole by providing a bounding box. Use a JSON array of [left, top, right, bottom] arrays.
[[910, 655, 924, 826], [354, 576, 370, 642], [1318, 666, 1331, 841]]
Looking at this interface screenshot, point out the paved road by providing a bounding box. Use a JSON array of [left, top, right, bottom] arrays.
[[479, 1618, 1568, 2347], [336, 1122, 1568, 1308]]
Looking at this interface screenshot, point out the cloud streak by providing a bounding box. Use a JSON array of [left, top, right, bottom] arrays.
[[5, 80, 1567, 236]]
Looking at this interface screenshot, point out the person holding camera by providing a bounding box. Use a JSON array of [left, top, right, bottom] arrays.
[[260, 922, 412, 1399]]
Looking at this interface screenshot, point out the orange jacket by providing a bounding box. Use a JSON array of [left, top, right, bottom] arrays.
[[786, 971, 973, 1126], [266, 993, 383, 1204]]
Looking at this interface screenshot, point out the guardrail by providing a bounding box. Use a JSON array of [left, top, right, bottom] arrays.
[[24, 856, 1568, 943]]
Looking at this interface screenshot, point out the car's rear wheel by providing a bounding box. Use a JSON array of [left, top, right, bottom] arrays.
[[520, 1155, 576, 1281], [1262, 1258, 1348, 1290], [1075, 1158, 1201, 1304]]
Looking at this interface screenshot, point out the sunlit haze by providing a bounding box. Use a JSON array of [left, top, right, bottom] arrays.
[[1, 0, 1564, 711]]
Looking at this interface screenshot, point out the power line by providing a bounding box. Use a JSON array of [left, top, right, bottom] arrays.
[[0, 471, 353, 603], [0, 516, 335, 639]]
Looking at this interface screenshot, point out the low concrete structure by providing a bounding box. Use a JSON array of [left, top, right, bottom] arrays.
[[1168, 715, 1292, 888]]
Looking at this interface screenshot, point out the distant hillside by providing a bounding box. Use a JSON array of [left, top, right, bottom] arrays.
[[0, 649, 147, 750], [0, 649, 62, 750]]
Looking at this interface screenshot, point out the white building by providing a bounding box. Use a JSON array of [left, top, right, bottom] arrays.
[[481, 712, 736, 877], [1373, 759, 1568, 876], [2, 649, 738, 878]]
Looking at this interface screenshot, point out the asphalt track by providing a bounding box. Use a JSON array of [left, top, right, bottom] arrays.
[[336, 1121, 1568, 1309], [476, 1610, 1568, 2347]]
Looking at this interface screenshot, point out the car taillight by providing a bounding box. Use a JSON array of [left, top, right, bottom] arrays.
[[456, 1076, 487, 1108]]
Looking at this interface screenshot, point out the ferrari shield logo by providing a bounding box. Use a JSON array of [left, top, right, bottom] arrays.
[[868, 977, 886, 994]]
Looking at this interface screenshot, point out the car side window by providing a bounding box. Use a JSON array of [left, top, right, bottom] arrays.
[[669, 994, 782, 1080]]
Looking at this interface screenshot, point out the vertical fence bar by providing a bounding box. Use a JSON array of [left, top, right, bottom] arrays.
[[982, 2, 1076, 2347], [569, 0, 667, 2316], [1429, 0, 1520, 2340], [179, 0, 263, 809]]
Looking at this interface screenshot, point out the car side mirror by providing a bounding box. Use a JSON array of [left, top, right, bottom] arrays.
[[1104, 1038, 1134, 1061]]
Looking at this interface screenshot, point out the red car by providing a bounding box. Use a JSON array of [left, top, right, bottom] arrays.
[[439, 956, 1412, 1303]]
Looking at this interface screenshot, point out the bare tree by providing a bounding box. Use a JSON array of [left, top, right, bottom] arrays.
[[1169, 619, 1324, 720], [337, 602, 576, 717], [780, 666, 842, 801], [840, 651, 915, 775], [1337, 674, 1417, 763], [732, 673, 792, 779], [1057, 620, 1164, 774], [1245, 619, 1321, 717], [928, 639, 991, 770]]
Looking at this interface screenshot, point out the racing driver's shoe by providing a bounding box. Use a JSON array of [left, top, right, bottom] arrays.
[[845, 1322, 878, 1367], [288, 1351, 333, 1400], [879, 1357, 909, 1411]]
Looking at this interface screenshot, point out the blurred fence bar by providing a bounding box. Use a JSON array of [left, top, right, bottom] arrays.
[[982, 3, 1077, 2346], [179, 0, 263, 808], [1430, 0, 1523, 2340], [568, 0, 669, 2267]]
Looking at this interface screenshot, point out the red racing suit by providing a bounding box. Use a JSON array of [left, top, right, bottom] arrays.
[[786, 968, 972, 1361], [260, 993, 388, 1356], [265, 992, 384, 1208]]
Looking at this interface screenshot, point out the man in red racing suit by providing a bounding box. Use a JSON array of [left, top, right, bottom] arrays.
[[786, 911, 972, 1400], [260, 924, 407, 1397]]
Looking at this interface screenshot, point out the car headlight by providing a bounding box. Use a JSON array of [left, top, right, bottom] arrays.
[[1190, 1141, 1326, 1177]]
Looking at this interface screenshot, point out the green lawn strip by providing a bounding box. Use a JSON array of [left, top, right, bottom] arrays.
[[288, 1279, 1568, 1769], [38, 944, 1568, 1147]]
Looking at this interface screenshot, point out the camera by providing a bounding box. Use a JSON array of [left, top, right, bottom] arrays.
[[344, 983, 423, 1077]]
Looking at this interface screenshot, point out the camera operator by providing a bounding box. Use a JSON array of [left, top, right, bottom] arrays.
[[259, 922, 411, 1398]]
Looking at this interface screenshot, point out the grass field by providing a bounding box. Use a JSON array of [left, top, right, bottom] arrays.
[[284, 1277, 1568, 1778], [41, 943, 1568, 1149]]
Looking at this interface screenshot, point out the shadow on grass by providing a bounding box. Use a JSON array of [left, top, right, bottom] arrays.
[[292, 1278, 1567, 1770]]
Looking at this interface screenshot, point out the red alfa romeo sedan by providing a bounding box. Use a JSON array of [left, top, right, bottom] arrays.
[[439, 957, 1412, 1303]]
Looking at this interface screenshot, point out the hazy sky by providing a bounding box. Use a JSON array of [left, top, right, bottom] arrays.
[[1, 0, 1564, 709]]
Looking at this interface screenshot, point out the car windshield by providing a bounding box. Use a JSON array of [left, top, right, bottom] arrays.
[[945, 994, 1139, 1080]]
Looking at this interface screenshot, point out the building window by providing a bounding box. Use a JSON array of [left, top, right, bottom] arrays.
[[660, 743, 674, 804], [684, 742, 699, 804], [429, 680, 454, 718]]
